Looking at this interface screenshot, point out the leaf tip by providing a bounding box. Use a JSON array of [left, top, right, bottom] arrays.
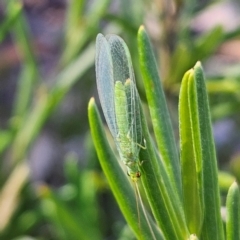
[[229, 181, 239, 191], [88, 97, 96, 109], [138, 25, 145, 32], [138, 25, 147, 39], [194, 61, 202, 69], [182, 69, 194, 83]]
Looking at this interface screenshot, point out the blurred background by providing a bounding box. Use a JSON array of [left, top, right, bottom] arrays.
[[0, 0, 240, 239]]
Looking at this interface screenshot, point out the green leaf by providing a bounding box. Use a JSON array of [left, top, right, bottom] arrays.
[[168, 26, 223, 85], [88, 98, 163, 240], [137, 25, 181, 199], [226, 181, 240, 240], [195, 26, 223, 60], [139, 99, 189, 240], [61, 0, 110, 65], [137, 26, 190, 239], [218, 171, 235, 193], [179, 69, 203, 235], [193, 62, 224, 240], [0, 130, 13, 154], [3, 1, 39, 120], [66, 0, 85, 28], [0, 1, 22, 42]]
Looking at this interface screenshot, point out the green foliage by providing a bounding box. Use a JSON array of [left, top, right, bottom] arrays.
[[39, 157, 101, 240], [89, 26, 240, 239], [1, 0, 240, 239], [0, 0, 96, 238]]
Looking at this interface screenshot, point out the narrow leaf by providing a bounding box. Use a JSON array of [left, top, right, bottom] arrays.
[[226, 181, 240, 240], [138, 25, 181, 199], [61, 0, 109, 65], [179, 69, 203, 235], [88, 98, 163, 240], [10, 5, 39, 119], [139, 103, 189, 240], [0, 1, 22, 42], [193, 62, 224, 240]]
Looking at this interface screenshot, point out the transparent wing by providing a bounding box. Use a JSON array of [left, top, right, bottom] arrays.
[[95, 34, 118, 139], [106, 35, 142, 151]]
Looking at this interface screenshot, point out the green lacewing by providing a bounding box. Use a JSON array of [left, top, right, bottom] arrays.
[[95, 33, 142, 182], [95, 33, 157, 240]]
